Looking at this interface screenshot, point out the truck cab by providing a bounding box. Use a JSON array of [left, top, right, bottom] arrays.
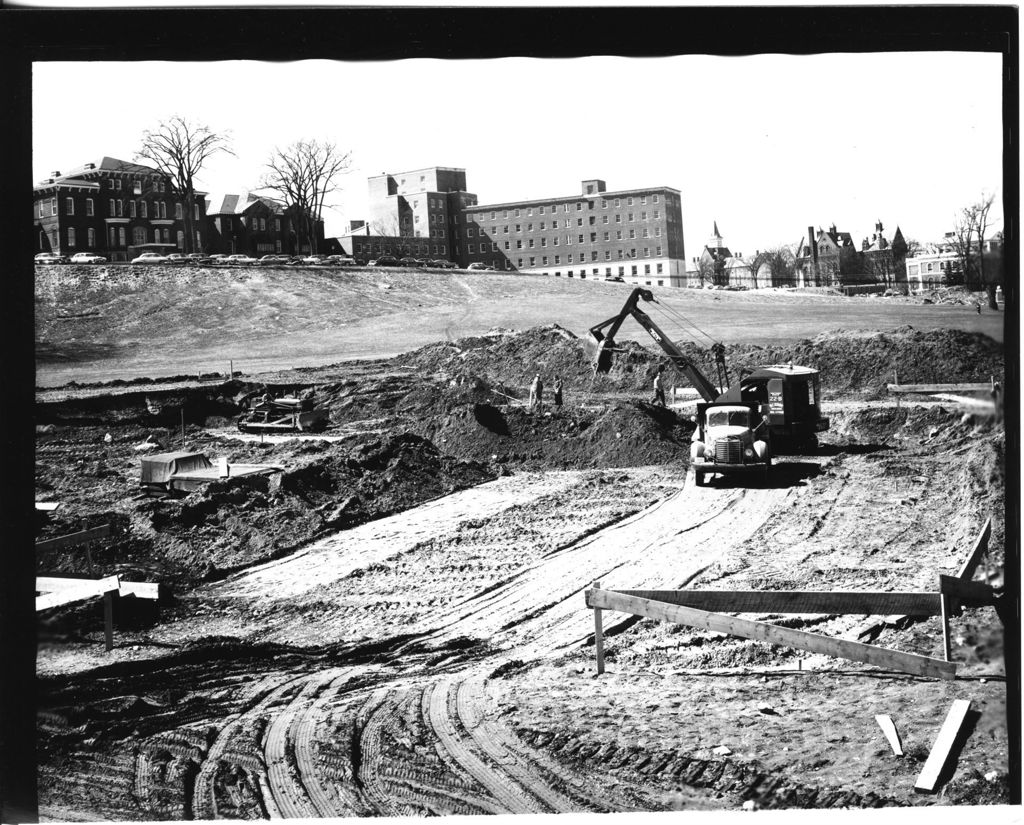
[[691, 402, 771, 486]]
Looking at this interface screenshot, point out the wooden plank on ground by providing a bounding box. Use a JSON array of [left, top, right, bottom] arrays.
[[875, 714, 903, 756], [613, 588, 942, 616], [35, 524, 110, 553], [586, 589, 956, 680], [938, 574, 998, 605], [956, 517, 993, 581], [37, 577, 158, 600], [915, 700, 972, 793], [36, 575, 120, 611], [887, 383, 992, 394], [119, 581, 160, 600]]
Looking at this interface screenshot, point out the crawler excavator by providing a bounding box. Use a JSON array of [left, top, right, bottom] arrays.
[[587, 288, 829, 485]]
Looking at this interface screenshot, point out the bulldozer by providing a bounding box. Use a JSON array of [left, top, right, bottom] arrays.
[[587, 288, 829, 484], [237, 394, 329, 434]]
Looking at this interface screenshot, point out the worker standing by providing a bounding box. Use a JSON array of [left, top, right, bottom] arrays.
[[653, 367, 666, 406], [529, 373, 544, 412], [553, 377, 564, 408]]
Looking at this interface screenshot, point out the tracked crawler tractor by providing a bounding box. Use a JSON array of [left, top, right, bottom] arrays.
[[238, 395, 329, 433], [587, 288, 830, 484]]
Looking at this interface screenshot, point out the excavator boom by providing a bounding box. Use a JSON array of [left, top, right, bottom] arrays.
[[588, 287, 725, 403]]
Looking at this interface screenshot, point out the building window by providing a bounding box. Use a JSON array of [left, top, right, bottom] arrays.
[[140, 201, 147, 218], [617, 249, 624, 259], [578, 234, 584, 243], [115, 179, 122, 191], [604, 250, 611, 260], [568, 253, 573, 263], [553, 236, 559, 246], [643, 229, 650, 238], [528, 239, 535, 248], [49, 198, 57, 216], [657, 263, 664, 274], [618, 266, 625, 276], [645, 264, 651, 274], [118, 227, 126, 246], [65, 197, 74, 215], [276, 218, 281, 232], [577, 218, 583, 227], [655, 227, 662, 237], [615, 214, 621, 224], [514, 209, 520, 217], [129, 201, 136, 218], [627, 197, 633, 206], [576, 202, 583, 211], [87, 227, 96, 247], [177, 230, 185, 249], [440, 228, 445, 238], [504, 241, 510, 250], [657, 245, 663, 255], [542, 256, 548, 265], [515, 224, 521, 233], [653, 194, 660, 203], [641, 212, 647, 221], [134, 180, 142, 195], [644, 248, 651, 257], [67, 227, 76, 247], [160, 202, 167, 219], [602, 232, 609, 241], [529, 257, 536, 266], [554, 255, 560, 264], [602, 215, 608, 225], [591, 251, 598, 262], [654, 210, 660, 219], [116, 200, 123, 217], [632, 265, 638, 275], [629, 229, 636, 239], [540, 238, 547, 247], [516, 240, 522, 249]]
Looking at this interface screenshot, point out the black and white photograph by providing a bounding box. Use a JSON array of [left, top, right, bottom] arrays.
[[3, 6, 1018, 822]]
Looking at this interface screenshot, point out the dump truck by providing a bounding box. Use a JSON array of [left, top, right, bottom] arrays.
[[587, 288, 830, 484], [237, 395, 329, 433]]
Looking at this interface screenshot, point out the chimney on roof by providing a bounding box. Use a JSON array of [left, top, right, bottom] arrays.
[[862, 237, 869, 250], [50, 171, 61, 177], [84, 163, 96, 170], [829, 223, 837, 235]]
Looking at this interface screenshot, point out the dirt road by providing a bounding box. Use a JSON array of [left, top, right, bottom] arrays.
[[36, 402, 1008, 816]]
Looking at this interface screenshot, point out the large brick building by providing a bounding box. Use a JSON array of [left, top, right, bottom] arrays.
[[336, 167, 474, 263], [337, 168, 687, 286], [462, 178, 686, 286], [33, 157, 207, 261]]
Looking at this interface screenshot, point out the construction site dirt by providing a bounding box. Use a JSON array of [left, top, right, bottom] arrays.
[[33, 317, 1009, 817]]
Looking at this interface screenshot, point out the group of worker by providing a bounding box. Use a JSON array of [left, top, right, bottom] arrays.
[[527, 367, 668, 411], [528, 374, 564, 412]]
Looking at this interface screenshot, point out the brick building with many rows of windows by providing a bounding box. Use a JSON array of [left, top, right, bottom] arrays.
[[461, 178, 686, 286], [337, 168, 687, 286], [33, 157, 207, 261]]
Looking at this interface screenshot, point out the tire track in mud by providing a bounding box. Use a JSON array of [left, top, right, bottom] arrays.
[[189, 673, 301, 820], [425, 677, 540, 813]]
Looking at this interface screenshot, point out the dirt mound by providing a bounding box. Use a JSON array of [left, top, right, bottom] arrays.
[[392, 324, 1003, 399], [423, 400, 694, 470]]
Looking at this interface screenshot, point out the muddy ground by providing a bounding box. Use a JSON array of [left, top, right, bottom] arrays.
[[33, 322, 1009, 818]]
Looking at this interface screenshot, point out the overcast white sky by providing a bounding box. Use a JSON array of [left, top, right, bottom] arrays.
[[33, 53, 1003, 256]]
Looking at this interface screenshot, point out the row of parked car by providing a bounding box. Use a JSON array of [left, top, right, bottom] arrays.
[[34, 251, 491, 270]]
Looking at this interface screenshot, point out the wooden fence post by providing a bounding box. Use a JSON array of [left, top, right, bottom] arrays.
[[593, 580, 605, 675], [103, 591, 114, 652], [940, 593, 952, 662]]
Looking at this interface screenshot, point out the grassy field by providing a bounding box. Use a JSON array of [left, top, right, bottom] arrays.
[[35, 267, 1004, 386]]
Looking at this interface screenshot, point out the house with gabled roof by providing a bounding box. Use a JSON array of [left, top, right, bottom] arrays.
[[794, 221, 907, 288], [204, 191, 325, 256]]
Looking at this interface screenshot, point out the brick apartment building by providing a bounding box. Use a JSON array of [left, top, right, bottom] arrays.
[[204, 192, 325, 256], [462, 178, 686, 286], [33, 157, 207, 261], [336, 168, 687, 286]]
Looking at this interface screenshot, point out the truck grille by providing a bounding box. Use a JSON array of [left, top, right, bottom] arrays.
[[715, 438, 741, 464]]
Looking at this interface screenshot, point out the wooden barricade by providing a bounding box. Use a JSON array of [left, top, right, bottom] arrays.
[[585, 517, 998, 680]]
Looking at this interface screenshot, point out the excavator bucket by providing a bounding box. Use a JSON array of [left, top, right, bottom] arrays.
[[585, 332, 615, 374]]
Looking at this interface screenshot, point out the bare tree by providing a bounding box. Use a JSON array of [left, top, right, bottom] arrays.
[[755, 246, 796, 288], [949, 192, 995, 291], [258, 139, 352, 255], [136, 116, 233, 253]]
